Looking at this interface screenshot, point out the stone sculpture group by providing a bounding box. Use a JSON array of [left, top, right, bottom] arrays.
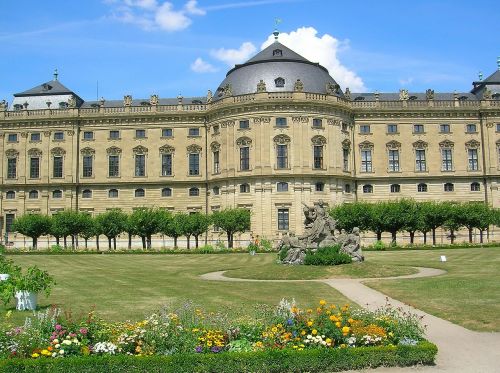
[[277, 201, 364, 265]]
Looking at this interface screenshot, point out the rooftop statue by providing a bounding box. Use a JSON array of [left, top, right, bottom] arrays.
[[277, 201, 362, 265]]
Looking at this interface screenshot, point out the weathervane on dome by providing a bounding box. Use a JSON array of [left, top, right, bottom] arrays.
[[53, 68, 58, 81], [273, 18, 282, 41]]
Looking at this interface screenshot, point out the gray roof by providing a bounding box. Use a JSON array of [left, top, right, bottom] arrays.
[[471, 69, 500, 95], [80, 97, 207, 108], [213, 41, 344, 100], [350, 92, 478, 101], [14, 79, 76, 97]]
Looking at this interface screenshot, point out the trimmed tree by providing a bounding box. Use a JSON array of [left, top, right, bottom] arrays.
[[161, 212, 185, 249], [212, 208, 251, 248], [130, 208, 163, 250], [79, 214, 96, 250], [186, 213, 211, 248], [330, 202, 373, 232], [459, 202, 494, 243], [400, 199, 422, 245], [419, 201, 448, 245], [95, 209, 127, 250], [12, 214, 51, 250], [442, 202, 463, 244]]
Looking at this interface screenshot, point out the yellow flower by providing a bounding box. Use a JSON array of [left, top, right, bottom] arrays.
[[348, 318, 354, 324], [316, 307, 322, 313], [319, 299, 326, 306], [5, 311, 12, 319], [271, 326, 278, 333], [329, 315, 338, 322], [312, 329, 317, 335], [342, 326, 350, 335], [300, 330, 306, 336], [192, 328, 199, 333], [340, 344, 347, 348], [326, 310, 331, 315], [292, 345, 298, 349], [307, 308, 313, 314], [307, 320, 313, 327], [335, 321, 341, 328], [207, 341, 213, 347], [326, 338, 332, 345], [31, 353, 40, 358]]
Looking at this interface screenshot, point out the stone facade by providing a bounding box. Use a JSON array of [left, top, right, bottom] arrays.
[[1, 44, 499, 247]]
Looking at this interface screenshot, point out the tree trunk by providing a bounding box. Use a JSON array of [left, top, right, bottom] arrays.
[[409, 231, 415, 245], [75, 236, 79, 249], [96, 236, 100, 252], [187, 235, 191, 250], [376, 231, 382, 241], [174, 236, 178, 249], [195, 235, 199, 248], [33, 237, 37, 250], [113, 237, 117, 250], [128, 233, 132, 249], [64, 236, 67, 249], [432, 228, 436, 246], [468, 228, 473, 243], [228, 232, 233, 248], [391, 231, 397, 245], [85, 238, 88, 249], [479, 229, 484, 244], [56, 236, 60, 246], [108, 237, 112, 250], [450, 230, 455, 244], [141, 236, 146, 250], [71, 235, 75, 250], [423, 232, 427, 245], [147, 235, 152, 250]]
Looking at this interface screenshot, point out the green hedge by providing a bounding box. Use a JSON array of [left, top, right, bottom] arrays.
[[363, 242, 499, 252], [304, 245, 352, 266], [0, 342, 437, 373]]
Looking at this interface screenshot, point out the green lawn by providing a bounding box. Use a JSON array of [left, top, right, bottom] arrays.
[[363, 247, 500, 332], [2, 253, 352, 324]]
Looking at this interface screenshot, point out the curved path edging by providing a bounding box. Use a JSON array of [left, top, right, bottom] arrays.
[[200, 267, 500, 373]]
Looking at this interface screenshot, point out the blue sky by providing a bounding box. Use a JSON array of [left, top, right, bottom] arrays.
[[0, 0, 499, 102]]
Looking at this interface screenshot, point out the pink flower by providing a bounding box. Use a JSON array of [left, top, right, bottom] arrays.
[[80, 328, 88, 335], [55, 324, 62, 331]]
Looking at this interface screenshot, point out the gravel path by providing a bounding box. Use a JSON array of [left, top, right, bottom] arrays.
[[200, 267, 500, 373]]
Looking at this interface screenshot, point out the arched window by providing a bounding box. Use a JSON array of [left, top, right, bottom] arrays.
[[135, 188, 145, 197], [470, 182, 481, 192], [28, 190, 39, 199], [189, 187, 199, 196], [240, 183, 250, 193], [213, 186, 220, 195], [390, 184, 401, 193], [417, 183, 428, 192], [277, 182, 288, 192], [444, 183, 454, 192], [108, 189, 119, 198], [5, 191, 15, 199], [162, 187, 172, 197], [52, 190, 62, 199], [362, 184, 373, 194], [315, 182, 325, 192], [82, 189, 92, 198]]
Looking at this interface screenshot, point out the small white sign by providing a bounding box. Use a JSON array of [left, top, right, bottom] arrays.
[[440, 255, 447, 262]]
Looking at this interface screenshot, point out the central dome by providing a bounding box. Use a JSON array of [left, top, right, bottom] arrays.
[[214, 41, 344, 100]]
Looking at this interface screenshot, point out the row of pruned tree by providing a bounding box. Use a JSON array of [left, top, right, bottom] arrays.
[[11, 208, 251, 250], [330, 200, 500, 245]]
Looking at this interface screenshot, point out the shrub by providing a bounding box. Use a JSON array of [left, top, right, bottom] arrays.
[[304, 245, 352, 266], [372, 240, 386, 251]]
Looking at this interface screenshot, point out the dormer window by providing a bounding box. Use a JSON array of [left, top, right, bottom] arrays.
[[275, 77, 285, 88], [273, 49, 282, 57], [13, 104, 23, 111], [493, 93, 500, 100], [354, 96, 365, 101], [409, 96, 418, 100], [459, 96, 469, 100], [59, 102, 68, 109]]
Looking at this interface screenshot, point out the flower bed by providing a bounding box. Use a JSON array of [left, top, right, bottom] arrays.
[[0, 300, 436, 372]]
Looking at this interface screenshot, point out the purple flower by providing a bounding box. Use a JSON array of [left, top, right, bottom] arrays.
[[211, 346, 221, 353], [195, 346, 203, 353], [287, 319, 294, 326]]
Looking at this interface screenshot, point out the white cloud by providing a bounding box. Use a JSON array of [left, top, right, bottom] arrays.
[[261, 27, 366, 92], [105, 0, 205, 32], [210, 42, 257, 67], [155, 2, 191, 31], [191, 57, 218, 73], [399, 77, 414, 86], [185, 0, 206, 15]]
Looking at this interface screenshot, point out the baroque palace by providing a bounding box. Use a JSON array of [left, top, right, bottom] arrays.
[[1, 35, 500, 245]]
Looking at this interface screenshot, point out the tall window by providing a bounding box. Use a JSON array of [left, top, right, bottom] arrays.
[[441, 148, 453, 171], [342, 148, 349, 171], [213, 150, 220, 173], [162, 154, 173, 176], [415, 149, 426, 171], [135, 154, 146, 176], [361, 149, 372, 172], [277, 209, 289, 230], [30, 157, 40, 178], [276, 144, 288, 169], [313, 145, 323, 169], [240, 147, 250, 170], [83, 155, 93, 177], [388, 149, 400, 172], [109, 155, 120, 177], [468, 149, 479, 171], [7, 158, 17, 179], [5, 213, 15, 233], [53, 156, 63, 178], [189, 153, 200, 175]]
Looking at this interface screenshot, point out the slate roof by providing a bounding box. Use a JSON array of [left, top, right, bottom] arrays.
[[80, 97, 207, 108], [350, 92, 478, 101], [14, 80, 76, 97]]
